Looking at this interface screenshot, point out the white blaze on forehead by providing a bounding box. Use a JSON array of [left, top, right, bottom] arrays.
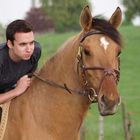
[[100, 37, 109, 50]]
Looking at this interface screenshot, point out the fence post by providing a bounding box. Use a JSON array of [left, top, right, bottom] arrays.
[[80, 123, 86, 140], [121, 102, 132, 140], [99, 115, 104, 140]]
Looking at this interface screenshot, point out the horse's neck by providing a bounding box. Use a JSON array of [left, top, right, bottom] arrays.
[[39, 36, 82, 88], [9, 35, 91, 139]]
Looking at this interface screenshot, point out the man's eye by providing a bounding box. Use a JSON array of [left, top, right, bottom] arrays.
[[30, 41, 34, 45], [20, 43, 26, 46]]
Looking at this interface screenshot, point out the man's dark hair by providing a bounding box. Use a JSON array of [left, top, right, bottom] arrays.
[[6, 19, 33, 43]]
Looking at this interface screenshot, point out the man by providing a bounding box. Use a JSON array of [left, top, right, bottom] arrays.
[[0, 19, 41, 104]]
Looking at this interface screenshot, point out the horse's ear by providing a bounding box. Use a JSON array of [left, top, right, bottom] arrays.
[[109, 7, 122, 28], [80, 5, 92, 31]]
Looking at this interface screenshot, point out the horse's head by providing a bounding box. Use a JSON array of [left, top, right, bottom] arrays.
[[78, 6, 122, 116]]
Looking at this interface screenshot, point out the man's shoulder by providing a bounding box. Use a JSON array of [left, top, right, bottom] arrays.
[[0, 43, 7, 50], [30, 41, 41, 64], [34, 41, 41, 55], [34, 41, 41, 49], [34, 41, 41, 54]]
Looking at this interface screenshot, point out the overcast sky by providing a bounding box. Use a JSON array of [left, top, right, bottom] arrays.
[[0, 0, 31, 26], [0, 0, 132, 27], [91, 1, 122, 17]]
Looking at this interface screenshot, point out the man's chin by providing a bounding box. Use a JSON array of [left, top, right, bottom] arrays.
[[23, 56, 31, 60]]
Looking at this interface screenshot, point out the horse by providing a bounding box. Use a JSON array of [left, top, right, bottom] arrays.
[[2, 5, 122, 140]]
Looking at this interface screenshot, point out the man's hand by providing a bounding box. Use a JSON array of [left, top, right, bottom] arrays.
[[14, 75, 31, 96], [0, 75, 31, 104]]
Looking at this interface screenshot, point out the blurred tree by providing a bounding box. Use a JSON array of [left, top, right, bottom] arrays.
[[31, 0, 36, 8], [25, 7, 55, 33], [121, 0, 140, 25], [0, 24, 5, 43], [39, 0, 90, 32]]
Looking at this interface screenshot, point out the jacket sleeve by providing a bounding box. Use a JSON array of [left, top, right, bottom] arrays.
[[0, 44, 5, 76]]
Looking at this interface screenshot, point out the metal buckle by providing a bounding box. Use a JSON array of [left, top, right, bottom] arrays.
[[88, 88, 97, 102], [77, 45, 83, 60]]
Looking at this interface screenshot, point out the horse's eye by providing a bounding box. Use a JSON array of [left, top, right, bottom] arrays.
[[83, 49, 90, 56], [117, 51, 121, 56]]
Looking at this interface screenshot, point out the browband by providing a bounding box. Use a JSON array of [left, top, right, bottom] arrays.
[[80, 30, 103, 42]]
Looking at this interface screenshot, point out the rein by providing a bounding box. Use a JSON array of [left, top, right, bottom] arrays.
[[32, 72, 97, 103], [32, 73, 85, 95], [32, 30, 120, 103]]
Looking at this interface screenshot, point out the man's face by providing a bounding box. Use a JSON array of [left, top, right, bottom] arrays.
[[8, 31, 35, 62]]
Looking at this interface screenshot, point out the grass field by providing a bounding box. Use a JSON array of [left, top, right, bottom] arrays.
[[35, 25, 140, 140]]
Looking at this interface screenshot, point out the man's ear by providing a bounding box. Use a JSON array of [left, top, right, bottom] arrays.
[[7, 40, 13, 49]]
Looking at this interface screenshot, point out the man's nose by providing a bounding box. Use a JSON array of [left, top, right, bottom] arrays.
[[26, 45, 32, 52]]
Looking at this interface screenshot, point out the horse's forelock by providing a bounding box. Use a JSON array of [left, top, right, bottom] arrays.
[[92, 18, 122, 47]]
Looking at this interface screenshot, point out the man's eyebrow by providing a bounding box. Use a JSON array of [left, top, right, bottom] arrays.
[[30, 40, 35, 44], [18, 40, 35, 45], [19, 42, 27, 45]]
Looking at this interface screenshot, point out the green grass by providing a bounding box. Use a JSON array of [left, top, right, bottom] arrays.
[[35, 32, 77, 66], [119, 25, 140, 140], [35, 25, 140, 140]]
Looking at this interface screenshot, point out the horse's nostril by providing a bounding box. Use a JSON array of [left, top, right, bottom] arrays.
[[101, 95, 108, 103], [100, 94, 120, 107]]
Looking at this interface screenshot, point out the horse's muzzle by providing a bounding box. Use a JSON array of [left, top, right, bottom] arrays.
[[98, 95, 121, 116]]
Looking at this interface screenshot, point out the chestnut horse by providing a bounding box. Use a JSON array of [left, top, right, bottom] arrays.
[[3, 6, 122, 140]]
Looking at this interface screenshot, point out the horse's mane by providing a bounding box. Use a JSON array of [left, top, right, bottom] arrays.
[[92, 18, 122, 47], [42, 35, 79, 73]]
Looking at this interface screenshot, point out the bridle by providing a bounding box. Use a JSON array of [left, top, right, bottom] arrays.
[[32, 30, 120, 103], [77, 30, 120, 102]]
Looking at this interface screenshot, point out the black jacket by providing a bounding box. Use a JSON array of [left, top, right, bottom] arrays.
[[0, 41, 41, 93]]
